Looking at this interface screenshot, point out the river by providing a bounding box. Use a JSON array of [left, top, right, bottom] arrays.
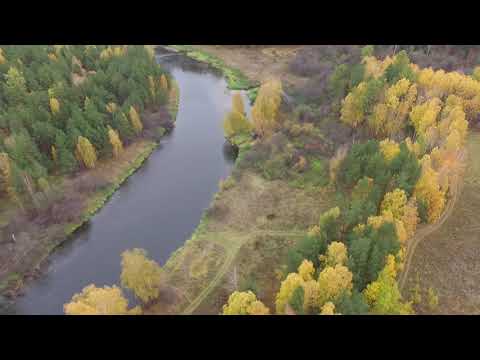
[[10, 48, 250, 315]]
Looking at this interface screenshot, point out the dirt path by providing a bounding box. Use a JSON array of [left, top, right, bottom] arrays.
[[399, 169, 464, 291], [181, 229, 306, 315]]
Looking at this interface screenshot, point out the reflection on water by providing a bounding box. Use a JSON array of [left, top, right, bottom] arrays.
[[222, 142, 238, 164], [11, 46, 251, 315]]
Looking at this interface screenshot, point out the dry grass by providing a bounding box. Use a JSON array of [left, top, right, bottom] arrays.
[[150, 170, 335, 314], [190, 45, 308, 92]]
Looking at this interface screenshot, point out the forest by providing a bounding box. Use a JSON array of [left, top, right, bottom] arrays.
[[219, 47, 477, 315], [0, 45, 173, 212], [2, 45, 479, 315]]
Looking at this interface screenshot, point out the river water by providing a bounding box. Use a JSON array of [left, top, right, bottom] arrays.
[[11, 48, 249, 315]]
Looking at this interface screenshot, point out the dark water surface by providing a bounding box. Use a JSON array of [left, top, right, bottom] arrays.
[[12, 49, 250, 314]]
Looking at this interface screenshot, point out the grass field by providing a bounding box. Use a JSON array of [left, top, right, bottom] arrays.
[[145, 170, 335, 314]]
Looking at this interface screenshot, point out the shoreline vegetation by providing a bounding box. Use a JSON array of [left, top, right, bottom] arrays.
[[0, 67, 180, 301], [166, 45, 260, 103]]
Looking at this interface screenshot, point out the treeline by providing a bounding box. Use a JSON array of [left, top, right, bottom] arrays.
[[0, 45, 173, 208], [222, 48, 477, 315]]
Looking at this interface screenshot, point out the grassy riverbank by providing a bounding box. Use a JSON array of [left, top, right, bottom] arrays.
[[168, 45, 260, 101]]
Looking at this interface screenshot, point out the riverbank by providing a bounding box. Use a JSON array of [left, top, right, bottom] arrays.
[[0, 94, 180, 300]]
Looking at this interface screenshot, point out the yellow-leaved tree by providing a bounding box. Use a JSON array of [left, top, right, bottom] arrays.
[[49, 97, 60, 115], [275, 272, 305, 314], [106, 102, 118, 114], [0, 153, 15, 199], [223, 110, 252, 139], [341, 82, 368, 128], [75, 136, 97, 169], [363, 255, 413, 315], [380, 188, 407, 220], [108, 126, 123, 159], [297, 259, 315, 281], [160, 74, 169, 92], [129, 106, 143, 134], [222, 291, 270, 315], [120, 248, 163, 304], [320, 302, 337, 315], [317, 264, 353, 307], [414, 158, 446, 223], [320, 241, 348, 267], [379, 139, 400, 163], [251, 79, 283, 137], [64, 284, 141, 315], [232, 92, 245, 115]]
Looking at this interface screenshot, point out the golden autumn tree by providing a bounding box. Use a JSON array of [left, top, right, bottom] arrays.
[[120, 248, 163, 304], [364, 255, 413, 315], [380, 188, 407, 220], [317, 264, 353, 306], [320, 302, 337, 315], [320, 241, 348, 267], [129, 106, 143, 134], [148, 75, 156, 99], [362, 55, 394, 79], [298, 259, 315, 281], [222, 291, 270, 315], [409, 97, 442, 136], [0, 48, 6, 64], [51, 145, 57, 163], [106, 102, 118, 114], [379, 139, 400, 163], [64, 284, 141, 315], [223, 110, 252, 139], [251, 79, 283, 137], [275, 272, 305, 314], [414, 159, 446, 223], [232, 92, 245, 115], [160, 74, 169, 92], [401, 197, 419, 239], [0, 153, 14, 199], [368, 79, 417, 138], [75, 136, 97, 169], [303, 279, 321, 314], [108, 126, 123, 159], [340, 82, 368, 128], [49, 97, 60, 115]]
